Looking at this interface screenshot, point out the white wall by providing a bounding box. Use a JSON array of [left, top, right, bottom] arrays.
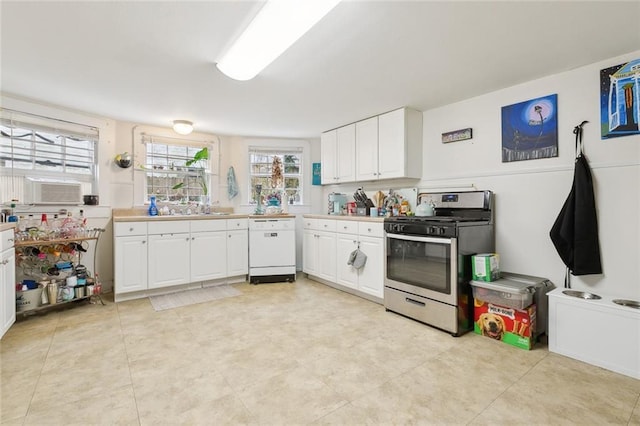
[[320, 50, 639, 299], [420, 50, 639, 298]]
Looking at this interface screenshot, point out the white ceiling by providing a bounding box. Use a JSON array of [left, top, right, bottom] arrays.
[[2, 1, 639, 139]]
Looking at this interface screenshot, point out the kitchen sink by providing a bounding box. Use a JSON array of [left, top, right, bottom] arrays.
[[562, 290, 602, 300], [612, 299, 640, 309]]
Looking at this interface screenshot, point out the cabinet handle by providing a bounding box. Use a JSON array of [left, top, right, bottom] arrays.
[[129, 227, 133, 232], [7, 238, 14, 242], [191, 237, 195, 240], [368, 228, 371, 232], [186, 237, 190, 241], [142, 240, 146, 244]]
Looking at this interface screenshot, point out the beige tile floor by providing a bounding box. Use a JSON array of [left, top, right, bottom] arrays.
[[2, 277, 640, 425]]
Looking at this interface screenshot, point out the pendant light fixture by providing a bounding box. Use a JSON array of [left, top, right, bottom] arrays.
[[173, 120, 194, 135], [216, 0, 341, 81]]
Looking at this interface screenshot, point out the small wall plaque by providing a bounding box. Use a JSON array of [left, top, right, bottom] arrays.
[[442, 128, 473, 143]]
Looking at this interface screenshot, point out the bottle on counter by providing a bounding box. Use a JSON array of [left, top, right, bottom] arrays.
[[148, 196, 158, 216], [7, 203, 18, 223]]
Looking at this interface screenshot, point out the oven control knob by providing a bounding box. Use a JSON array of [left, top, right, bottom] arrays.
[[438, 227, 446, 235], [395, 224, 405, 233]]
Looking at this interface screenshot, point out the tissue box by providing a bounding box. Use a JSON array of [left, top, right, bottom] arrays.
[[472, 253, 500, 282]]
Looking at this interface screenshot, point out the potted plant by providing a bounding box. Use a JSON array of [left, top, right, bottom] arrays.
[[172, 147, 209, 200]]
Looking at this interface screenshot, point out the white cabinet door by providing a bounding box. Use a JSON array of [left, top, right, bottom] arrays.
[[356, 235, 384, 298], [336, 234, 358, 290], [227, 229, 248, 276], [303, 229, 318, 276], [114, 235, 148, 294], [321, 125, 356, 184], [320, 130, 337, 184], [148, 233, 190, 289], [378, 108, 406, 179], [190, 231, 227, 282], [355, 116, 379, 181], [1, 247, 16, 339], [316, 231, 337, 282], [336, 124, 356, 183], [378, 107, 422, 179]]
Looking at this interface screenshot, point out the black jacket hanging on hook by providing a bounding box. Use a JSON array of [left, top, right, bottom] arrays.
[[550, 121, 602, 282]]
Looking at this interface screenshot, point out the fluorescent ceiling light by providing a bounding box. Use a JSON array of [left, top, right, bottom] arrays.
[[216, 0, 341, 81], [173, 120, 193, 135]]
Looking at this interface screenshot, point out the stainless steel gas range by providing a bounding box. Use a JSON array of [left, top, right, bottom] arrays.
[[383, 190, 495, 336]]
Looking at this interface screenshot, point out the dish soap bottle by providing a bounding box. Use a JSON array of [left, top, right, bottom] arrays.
[[148, 196, 158, 216]]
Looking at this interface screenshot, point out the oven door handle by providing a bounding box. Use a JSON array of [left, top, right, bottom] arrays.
[[386, 233, 453, 245]]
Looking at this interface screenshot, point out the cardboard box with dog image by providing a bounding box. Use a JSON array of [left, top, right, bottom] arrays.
[[474, 300, 536, 350]]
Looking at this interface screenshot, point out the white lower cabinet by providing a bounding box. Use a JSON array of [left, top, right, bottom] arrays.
[[114, 218, 248, 299], [1, 229, 16, 339], [355, 235, 384, 298], [336, 233, 358, 290], [303, 219, 336, 282], [114, 222, 148, 295], [148, 232, 191, 289], [114, 235, 148, 294], [227, 229, 248, 276], [336, 220, 384, 298], [305, 218, 384, 300], [190, 219, 227, 282]]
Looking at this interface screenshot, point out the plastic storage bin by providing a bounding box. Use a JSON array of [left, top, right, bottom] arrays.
[[471, 271, 555, 338], [471, 277, 535, 310]]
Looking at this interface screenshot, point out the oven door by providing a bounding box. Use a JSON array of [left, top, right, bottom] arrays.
[[385, 233, 458, 305]]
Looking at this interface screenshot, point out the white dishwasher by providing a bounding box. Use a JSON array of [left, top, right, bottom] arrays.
[[249, 217, 296, 284]]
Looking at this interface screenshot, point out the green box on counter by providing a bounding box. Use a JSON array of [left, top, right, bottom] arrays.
[[472, 253, 500, 282]]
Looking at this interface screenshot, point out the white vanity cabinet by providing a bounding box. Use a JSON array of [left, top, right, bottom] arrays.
[[226, 218, 248, 277], [1, 228, 16, 339], [321, 123, 356, 184], [148, 221, 191, 289], [114, 222, 148, 295], [190, 219, 227, 282]]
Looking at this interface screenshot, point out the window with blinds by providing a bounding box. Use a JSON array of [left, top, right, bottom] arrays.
[[249, 147, 302, 205], [142, 134, 212, 203], [0, 108, 98, 201]]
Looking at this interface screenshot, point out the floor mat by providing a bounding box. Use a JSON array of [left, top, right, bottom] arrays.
[[149, 285, 242, 311]]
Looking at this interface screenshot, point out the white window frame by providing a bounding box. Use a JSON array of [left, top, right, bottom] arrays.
[[140, 133, 217, 204], [0, 108, 98, 201], [248, 146, 303, 205]]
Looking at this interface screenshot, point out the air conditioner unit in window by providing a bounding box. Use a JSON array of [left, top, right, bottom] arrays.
[[24, 179, 83, 205]]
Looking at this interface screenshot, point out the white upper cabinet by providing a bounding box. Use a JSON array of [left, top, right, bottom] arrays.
[[355, 116, 379, 181], [321, 123, 356, 184], [323, 107, 422, 184], [377, 107, 423, 180]]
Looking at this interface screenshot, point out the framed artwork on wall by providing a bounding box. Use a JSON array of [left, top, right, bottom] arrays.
[[501, 94, 558, 163], [600, 58, 640, 139]]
